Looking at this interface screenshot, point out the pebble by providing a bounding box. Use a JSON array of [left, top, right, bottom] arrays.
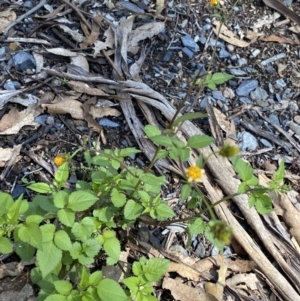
[[250, 49, 261, 58], [12, 185, 27, 199], [162, 50, 173, 62], [226, 44, 234, 52], [24, 0, 33, 8], [260, 53, 286, 66], [275, 78, 286, 90], [238, 58, 247, 66], [288, 101, 299, 112], [289, 121, 300, 135], [230, 54, 238, 60], [181, 35, 199, 52], [238, 131, 259, 151], [265, 65, 276, 74], [223, 87, 235, 99], [236, 80, 259, 96], [182, 47, 194, 58], [209, 38, 224, 48], [260, 138, 273, 148], [239, 97, 252, 104], [268, 114, 280, 126], [198, 36, 206, 44], [212, 91, 227, 102], [219, 49, 231, 58], [275, 93, 281, 102], [12, 51, 36, 72], [169, 245, 188, 256], [4, 81, 21, 90], [250, 87, 268, 101], [256, 99, 269, 107], [0, 47, 6, 59], [98, 118, 120, 127], [229, 69, 247, 76], [202, 24, 212, 31], [195, 242, 205, 258], [294, 115, 300, 124], [196, 63, 206, 75], [268, 83, 274, 93]]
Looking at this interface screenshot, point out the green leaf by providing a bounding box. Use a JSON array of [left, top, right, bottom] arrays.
[[7, 197, 29, 222], [37, 195, 58, 213], [124, 200, 143, 220], [231, 157, 253, 182], [144, 125, 161, 138], [40, 224, 56, 243], [53, 191, 69, 209], [0, 237, 13, 254], [27, 182, 54, 194], [273, 160, 285, 182], [26, 215, 44, 225], [0, 192, 14, 216], [119, 148, 141, 157], [211, 72, 234, 84], [89, 271, 102, 287], [181, 184, 191, 201], [187, 135, 214, 148], [143, 258, 169, 282], [122, 276, 139, 293], [67, 191, 98, 212], [72, 217, 95, 242], [54, 162, 69, 185], [82, 239, 101, 257], [155, 149, 168, 159], [254, 194, 273, 214], [37, 241, 62, 278], [79, 266, 90, 290], [54, 230, 72, 251], [111, 188, 126, 208], [57, 208, 75, 227], [103, 237, 120, 264], [15, 241, 35, 261], [44, 294, 66, 301], [18, 223, 42, 249], [54, 280, 72, 295], [150, 135, 173, 147], [70, 242, 81, 259], [97, 279, 127, 301], [155, 203, 175, 220], [173, 112, 208, 126], [188, 218, 205, 236]]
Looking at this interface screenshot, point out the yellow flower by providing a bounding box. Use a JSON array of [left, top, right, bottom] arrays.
[[209, 0, 219, 6], [186, 166, 204, 183], [54, 154, 69, 166], [219, 144, 240, 158]]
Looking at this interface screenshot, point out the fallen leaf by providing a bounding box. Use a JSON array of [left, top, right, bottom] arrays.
[[0, 9, 16, 34], [252, 12, 280, 31], [259, 34, 300, 45], [93, 27, 115, 57], [70, 55, 89, 73], [128, 22, 165, 54], [0, 262, 23, 279], [0, 106, 42, 135], [0, 90, 22, 110], [80, 15, 101, 48], [213, 20, 250, 47], [0, 146, 18, 167], [162, 277, 217, 301], [67, 81, 110, 96], [226, 272, 261, 292], [58, 24, 85, 42], [45, 47, 78, 57], [156, 0, 165, 15]]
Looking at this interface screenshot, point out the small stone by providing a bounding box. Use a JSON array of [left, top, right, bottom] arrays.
[[162, 50, 173, 62], [229, 69, 247, 76], [226, 44, 234, 52], [198, 36, 207, 44], [230, 54, 238, 60], [239, 97, 252, 104], [250, 87, 268, 101], [288, 101, 299, 112], [12, 51, 36, 72], [199, 96, 209, 108], [275, 78, 286, 90], [268, 83, 274, 93], [196, 63, 206, 75], [260, 139, 273, 148], [195, 242, 205, 258], [181, 35, 199, 52], [223, 87, 235, 99], [4, 81, 16, 90], [219, 49, 230, 58], [209, 38, 224, 48], [256, 99, 269, 107], [202, 24, 211, 31], [265, 65, 276, 74], [212, 91, 227, 102], [289, 121, 300, 135], [98, 118, 120, 127], [275, 93, 281, 102], [236, 80, 259, 96], [294, 116, 300, 124], [250, 49, 261, 58], [238, 131, 259, 151], [24, 0, 33, 8], [238, 58, 247, 66], [268, 114, 280, 126], [182, 47, 194, 58], [0, 47, 7, 58], [12, 185, 27, 199]]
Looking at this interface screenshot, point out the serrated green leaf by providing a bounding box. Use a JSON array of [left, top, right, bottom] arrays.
[[188, 218, 205, 236], [103, 237, 120, 264], [54, 162, 69, 185], [111, 188, 126, 208], [26, 215, 44, 225], [37, 195, 58, 213], [44, 294, 66, 301], [273, 160, 285, 182], [255, 194, 273, 214], [119, 148, 141, 157], [103, 230, 116, 239], [40, 224, 56, 243], [187, 135, 214, 148], [18, 223, 42, 249], [78, 253, 94, 265], [211, 72, 234, 84], [70, 242, 81, 259], [144, 125, 161, 138], [155, 149, 168, 159], [27, 182, 54, 194], [57, 208, 75, 227], [124, 200, 143, 220], [122, 276, 139, 292], [53, 191, 69, 209], [143, 258, 169, 282], [97, 279, 127, 301], [0, 237, 13, 254], [54, 230, 72, 251], [231, 157, 253, 182], [89, 271, 102, 287], [150, 135, 173, 147], [173, 112, 208, 127], [71, 217, 95, 242], [36, 241, 62, 278], [0, 192, 14, 216], [79, 266, 90, 290], [67, 191, 98, 212], [7, 197, 29, 223], [155, 203, 175, 220], [54, 280, 72, 295], [83, 239, 101, 257], [15, 241, 35, 261]]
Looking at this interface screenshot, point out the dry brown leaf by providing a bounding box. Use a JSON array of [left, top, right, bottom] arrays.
[[0, 262, 23, 279], [41, 99, 121, 120], [93, 27, 115, 57], [162, 277, 218, 301], [80, 15, 101, 49], [205, 255, 227, 300], [156, 0, 165, 15], [0, 106, 42, 135], [70, 55, 89, 73], [0, 9, 16, 34], [34, 4, 65, 19], [45, 47, 78, 57], [213, 20, 250, 47], [168, 262, 201, 281], [0, 146, 19, 167], [67, 81, 110, 96], [0, 90, 21, 110], [128, 22, 165, 54], [259, 34, 300, 45], [58, 24, 85, 42], [213, 107, 236, 137], [226, 273, 262, 293]]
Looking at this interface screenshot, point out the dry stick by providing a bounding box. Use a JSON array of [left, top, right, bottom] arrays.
[[60, 0, 92, 31], [3, 0, 47, 36]]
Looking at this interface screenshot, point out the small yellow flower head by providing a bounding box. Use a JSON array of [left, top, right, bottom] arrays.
[[186, 165, 204, 183], [219, 144, 240, 158], [209, 0, 219, 6], [54, 154, 69, 166], [209, 221, 232, 245]]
